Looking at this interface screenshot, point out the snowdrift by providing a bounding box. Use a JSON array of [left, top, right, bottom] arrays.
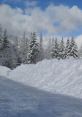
[[0, 66, 10, 77], [7, 59, 82, 98], [1, 59, 82, 116], [1, 76, 82, 117]]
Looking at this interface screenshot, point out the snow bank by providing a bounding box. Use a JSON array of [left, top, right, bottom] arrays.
[[0, 66, 10, 77], [1, 60, 82, 116], [6, 59, 82, 98], [1, 76, 82, 117], [8, 59, 82, 98]]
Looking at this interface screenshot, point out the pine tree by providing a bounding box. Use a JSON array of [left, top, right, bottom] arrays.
[[79, 45, 82, 58], [28, 32, 39, 64], [59, 37, 65, 59], [0, 38, 2, 50], [46, 38, 52, 59], [65, 39, 70, 58], [0, 29, 21, 68], [0, 38, 2, 46], [51, 38, 59, 59], [0, 26, 3, 50], [20, 32, 29, 63], [38, 33, 44, 61], [69, 37, 78, 58], [24, 38, 29, 63], [2, 29, 9, 49], [15, 36, 19, 49], [1, 30, 13, 68]]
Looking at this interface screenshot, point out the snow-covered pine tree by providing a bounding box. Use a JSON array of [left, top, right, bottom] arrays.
[[2, 29, 9, 49], [0, 29, 19, 69], [0, 38, 2, 50], [79, 45, 82, 58], [65, 38, 70, 58], [0, 26, 3, 65], [0, 26, 3, 50], [46, 38, 53, 59], [14, 36, 19, 49], [38, 33, 44, 61], [28, 32, 39, 64], [59, 37, 65, 59], [19, 32, 29, 64], [1, 29, 11, 67], [9, 43, 22, 69], [51, 38, 59, 59], [69, 37, 78, 58], [11, 36, 22, 67]]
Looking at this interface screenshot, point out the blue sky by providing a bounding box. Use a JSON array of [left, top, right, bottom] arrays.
[[0, 0, 82, 9], [0, 0, 82, 38]]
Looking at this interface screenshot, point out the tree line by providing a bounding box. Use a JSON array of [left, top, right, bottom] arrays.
[[0, 26, 80, 69], [48, 37, 78, 59]]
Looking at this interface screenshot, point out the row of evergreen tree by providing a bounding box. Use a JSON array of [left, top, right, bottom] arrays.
[[50, 37, 78, 59], [0, 26, 80, 69], [0, 28, 21, 69]]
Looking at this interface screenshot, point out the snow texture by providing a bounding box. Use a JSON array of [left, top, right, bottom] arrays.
[[7, 59, 82, 98], [0, 76, 82, 117], [0, 59, 82, 116], [0, 66, 10, 77]]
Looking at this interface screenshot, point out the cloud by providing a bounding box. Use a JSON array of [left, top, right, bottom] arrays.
[[75, 35, 82, 48], [0, 4, 55, 36], [0, 4, 82, 37], [46, 5, 82, 31]]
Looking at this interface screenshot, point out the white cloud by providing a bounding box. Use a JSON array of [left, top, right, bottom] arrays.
[[46, 5, 82, 31], [0, 4, 56, 36], [0, 4, 82, 37], [75, 35, 82, 48]]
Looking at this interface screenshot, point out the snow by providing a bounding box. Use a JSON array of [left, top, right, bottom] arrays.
[[0, 59, 82, 116], [0, 59, 81, 98], [0, 76, 82, 117], [0, 65, 10, 77], [7, 59, 82, 98]]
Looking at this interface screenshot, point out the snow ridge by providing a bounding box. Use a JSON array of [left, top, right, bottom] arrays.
[[0, 59, 82, 98]]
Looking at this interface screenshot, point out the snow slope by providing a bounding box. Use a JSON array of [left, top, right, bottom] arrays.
[[0, 76, 82, 117], [0, 59, 82, 116], [0, 66, 10, 77], [7, 59, 82, 99]]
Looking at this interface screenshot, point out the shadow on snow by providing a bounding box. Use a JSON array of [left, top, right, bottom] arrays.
[[0, 76, 82, 117]]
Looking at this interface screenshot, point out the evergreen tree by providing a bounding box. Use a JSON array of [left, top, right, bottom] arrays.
[[65, 39, 70, 58], [0, 26, 3, 50], [0, 38, 2, 50], [15, 36, 19, 49], [28, 32, 39, 64], [38, 33, 44, 61], [51, 38, 59, 59], [2, 29, 9, 49], [79, 45, 82, 58], [1, 30, 10, 68], [0, 29, 19, 69], [46, 38, 53, 59], [69, 37, 78, 58], [20, 32, 29, 63], [24, 38, 29, 63], [59, 38, 65, 59]]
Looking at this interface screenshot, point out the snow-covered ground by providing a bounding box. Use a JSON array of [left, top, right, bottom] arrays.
[[7, 59, 82, 98], [0, 66, 10, 77], [0, 76, 82, 117], [0, 59, 82, 116]]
